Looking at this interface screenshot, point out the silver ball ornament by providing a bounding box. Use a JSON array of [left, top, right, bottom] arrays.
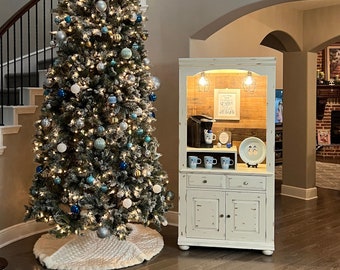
[[75, 119, 85, 129], [151, 76, 161, 90], [41, 118, 51, 128], [95, 0, 107, 12], [94, 138, 106, 150], [96, 62, 105, 72], [121, 48, 132, 59], [97, 227, 110, 238], [56, 31, 67, 42]]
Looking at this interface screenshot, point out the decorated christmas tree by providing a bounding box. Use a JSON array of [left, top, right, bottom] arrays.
[[25, 0, 173, 240]]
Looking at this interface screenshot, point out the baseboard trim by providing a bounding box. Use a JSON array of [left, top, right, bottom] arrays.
[[281, 184, 318, 200], [0, 212, 179, 248], [0, 221, 50, 248]]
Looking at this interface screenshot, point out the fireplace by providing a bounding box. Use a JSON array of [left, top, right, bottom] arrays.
[[331, 110, 340, 144]]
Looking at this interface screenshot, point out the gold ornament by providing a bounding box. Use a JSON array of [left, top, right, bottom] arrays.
[[112, 33, 122, 42], [85, 41, 92, 47], [134, 170, 141, 177]]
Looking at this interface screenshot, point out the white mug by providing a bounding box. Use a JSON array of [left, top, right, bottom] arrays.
[[204, 129, 216, 144], [188, 156, 202, 169], [204, 155, 217, 169], [221, 156, 234, 169]]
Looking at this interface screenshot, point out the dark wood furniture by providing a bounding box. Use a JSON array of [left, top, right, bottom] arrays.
[[317, 84, 340, 120]]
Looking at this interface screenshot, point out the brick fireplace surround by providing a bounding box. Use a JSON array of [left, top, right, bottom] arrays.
[[316, 99, 340, 161]]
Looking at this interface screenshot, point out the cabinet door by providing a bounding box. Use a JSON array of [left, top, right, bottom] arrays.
[[186, 190, 225, 240], [226, 192, 265, 242]]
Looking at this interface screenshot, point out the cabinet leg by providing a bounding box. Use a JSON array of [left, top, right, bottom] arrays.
[[179, 245, 190, 251], [262, 250, 274, 256]]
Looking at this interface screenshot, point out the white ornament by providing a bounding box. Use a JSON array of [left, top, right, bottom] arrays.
[[123, 198, 132, 209], [162, 220, 168, 226], [71, 83, 81, 94], [152, 184, 162, 194], [57, 142, 67, 153]]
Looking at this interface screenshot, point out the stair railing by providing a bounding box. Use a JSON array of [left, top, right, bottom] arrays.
[[0, 0, 56, 126]]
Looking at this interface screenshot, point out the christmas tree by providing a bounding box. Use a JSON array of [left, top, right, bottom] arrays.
[[25, 0, 173, 239]]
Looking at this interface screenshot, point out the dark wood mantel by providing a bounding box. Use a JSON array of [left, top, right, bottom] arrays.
[[317, 84, 340, 120]]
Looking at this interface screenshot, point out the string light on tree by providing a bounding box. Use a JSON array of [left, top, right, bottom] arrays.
[[25, 0, 173, 241]]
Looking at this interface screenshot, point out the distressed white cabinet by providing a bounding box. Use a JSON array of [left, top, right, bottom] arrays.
[[178, 58, 276, 255]]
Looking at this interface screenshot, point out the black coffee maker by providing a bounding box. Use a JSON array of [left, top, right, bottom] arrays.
[[187, 115, 215, 148]]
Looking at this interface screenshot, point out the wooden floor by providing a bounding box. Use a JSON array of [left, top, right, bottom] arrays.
[[1, 182, 340, 269]]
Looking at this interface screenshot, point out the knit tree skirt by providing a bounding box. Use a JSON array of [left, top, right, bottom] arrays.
[[33, 223, 164, 270]]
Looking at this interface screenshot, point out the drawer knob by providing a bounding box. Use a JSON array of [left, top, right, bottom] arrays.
[[226, 215, 231, 218], [243, 181, 249, 185], [219, 214, 224, 218], [202, 180, 207, 183]]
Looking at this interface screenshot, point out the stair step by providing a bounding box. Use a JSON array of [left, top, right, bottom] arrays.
[[0, 87, 43, 155]]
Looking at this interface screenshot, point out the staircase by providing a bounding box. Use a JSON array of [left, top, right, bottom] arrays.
[[0, 0, 56, 155]]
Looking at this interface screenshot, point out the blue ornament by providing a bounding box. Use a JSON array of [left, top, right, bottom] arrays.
[[110, 59, 116, 66], [86, 175, 95, 184], [132, 43, 139, 50], [36, 165, 43, 173], [149, 93, 157, 101], [71, 205, 80, 214], [130, 113, 137, 120], [137, 128, 144, 135], [121, 48, 132, 59], [101, 26, 108, 34], [54, 177, 61, 184], [58, 89, 66, 98], [97, 126, 105, 135], [108, 95, 117, 104], [127, 142, 133, 149], [144, 136, 151, 143], [44, 89, 51, 96], [100, 185, 108, 193], [119, 161, 128, 170], [150, 111, 156, 118], [54, 17, 61, 24], [136, 14, 142, 23], [65, 16, 71, 23], [94, 138, 106, 150]]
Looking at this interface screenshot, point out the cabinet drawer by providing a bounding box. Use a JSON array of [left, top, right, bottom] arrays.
[[187, 174, 226, 188], [228, 175, 266, 190]]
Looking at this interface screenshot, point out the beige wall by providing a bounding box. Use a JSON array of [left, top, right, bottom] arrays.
[[1, 0, 340, 231]]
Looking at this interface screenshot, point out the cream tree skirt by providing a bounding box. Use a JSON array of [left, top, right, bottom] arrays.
[[34, 223, 164, 270]]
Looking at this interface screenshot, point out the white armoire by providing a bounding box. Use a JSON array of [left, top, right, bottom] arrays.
[[178, 57, 276, 255]]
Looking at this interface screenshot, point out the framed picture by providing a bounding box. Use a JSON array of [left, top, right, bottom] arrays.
[[214, 88, 240, 120], [325, 45, 340, 80], [317, 129, 331, 145]]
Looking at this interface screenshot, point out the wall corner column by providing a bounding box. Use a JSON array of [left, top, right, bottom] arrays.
[[282, 52, 317, 200]]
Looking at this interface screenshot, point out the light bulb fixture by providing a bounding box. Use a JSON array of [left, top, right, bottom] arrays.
[[243, 71, 256, 93], [198, 71, 209, 92]]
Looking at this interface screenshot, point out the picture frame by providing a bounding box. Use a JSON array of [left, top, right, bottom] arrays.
[[325, 45, 340, 81], [317, 129, 331, 145], [214, 88, 240, 120]]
